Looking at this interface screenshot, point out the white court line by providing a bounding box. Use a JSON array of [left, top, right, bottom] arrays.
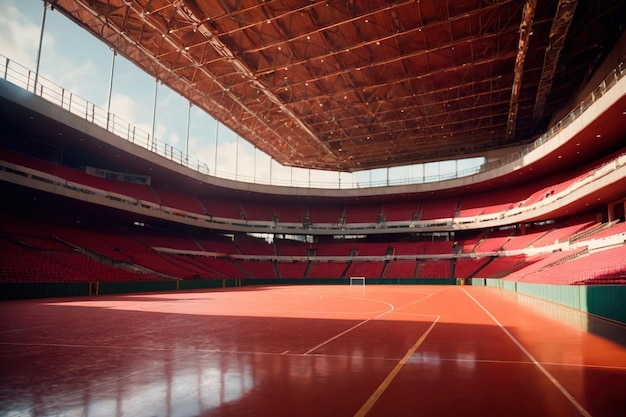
[[303, 306, 394, 355], [462, 288, 592, 417], [438, 357, 626, 371], [303, 289, 440, 355]]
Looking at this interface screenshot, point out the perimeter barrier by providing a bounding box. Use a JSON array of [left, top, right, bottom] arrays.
[[0, 278, 458, 299], [471, 279, 626, 324]]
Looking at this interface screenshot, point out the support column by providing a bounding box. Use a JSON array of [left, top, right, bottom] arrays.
[[150, 78, 159, 151], [34, 2, 48, 94], [106, 50, 116, 131], [214, 121, 219, 174], [185, 100, 191, 165]]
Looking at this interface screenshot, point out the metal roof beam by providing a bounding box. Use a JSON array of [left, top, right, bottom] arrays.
[[505, 0, 536, 141], [186, 5, 337, 160], [531, 0, 579, 128]]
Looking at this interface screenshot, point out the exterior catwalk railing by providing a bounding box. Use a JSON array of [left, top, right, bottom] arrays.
[[0, 54, 624, 189]]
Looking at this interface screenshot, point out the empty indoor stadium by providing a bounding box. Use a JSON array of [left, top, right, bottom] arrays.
[[1, 0, 625, 416]]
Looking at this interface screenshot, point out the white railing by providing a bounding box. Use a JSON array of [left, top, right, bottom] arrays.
[[1, 54, 624, 188]]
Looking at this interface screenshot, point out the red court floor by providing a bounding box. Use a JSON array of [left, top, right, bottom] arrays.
[[1, 285, 625, 416]]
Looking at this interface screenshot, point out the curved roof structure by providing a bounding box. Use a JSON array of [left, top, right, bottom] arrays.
[[45, 0, 626, 171]]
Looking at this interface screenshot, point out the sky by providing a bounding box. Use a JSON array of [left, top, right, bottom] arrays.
[[0, 0, 483, 189]]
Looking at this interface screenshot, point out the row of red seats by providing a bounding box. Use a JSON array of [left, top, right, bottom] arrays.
[[0, 239, 160, 283], [3, 147, 622, 225], [2, 232, 624, 282]]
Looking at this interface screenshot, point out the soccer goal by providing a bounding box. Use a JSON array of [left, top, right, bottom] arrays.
[[349, 276, 366, 287]]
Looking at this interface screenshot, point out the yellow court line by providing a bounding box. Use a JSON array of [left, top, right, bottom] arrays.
[[353, 316, 440, 417]]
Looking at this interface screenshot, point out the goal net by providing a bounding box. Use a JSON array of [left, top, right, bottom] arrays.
[[349, 276, 366, 287]]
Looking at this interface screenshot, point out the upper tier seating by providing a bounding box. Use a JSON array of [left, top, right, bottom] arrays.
[[197, 196, 243, 219], [453, 258, 490, 278], [274, 202, 309, 224], [351, 242, 391, 256], [275, 239, 310, 256], [241, 200, 276, 222], [392, 241, 453, 255], [308, 262, 348, 278], [475, 255, 527, 278], [237, 260, 277, 278], [276, 262, 308, 279], [235, 235, 276, 256], [131, 227, 202, 251], [531, 217, 598, 247], [345, 261, 385, 278], [473, 229, 513, 252], [578, 220, 626, 241], [309, 204, 344, 224], [153, 187, 205, 215], [381, 201, 421, 222], [0, 148, 160, 203], [344, 203, 382, 224], [384, 260, 417, 278], [314, 242, 356, 257], [417, 260, 451, 278], [190, 257, 248, 279], [3, 147, 623, 230], [419, 198, 458, 220], [191, 234, 240, 253], [458, 190, 521, 217], [458, 232, 485, 253], [500, 225, 554, 250]]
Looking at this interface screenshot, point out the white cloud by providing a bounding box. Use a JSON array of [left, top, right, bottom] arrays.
[[0, 1, 42, 68], [109, 93, 137, 122], [0, 1, 411, 189], [56, 59, 99, 92]]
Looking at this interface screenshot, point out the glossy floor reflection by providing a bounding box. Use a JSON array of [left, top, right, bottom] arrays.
[[0, 285, 625, 416]]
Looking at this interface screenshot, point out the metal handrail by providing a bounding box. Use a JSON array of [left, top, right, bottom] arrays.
[[1, 53, 623, 189]]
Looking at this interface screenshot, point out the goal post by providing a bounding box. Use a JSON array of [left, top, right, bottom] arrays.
[[349, 276, 366, 286]]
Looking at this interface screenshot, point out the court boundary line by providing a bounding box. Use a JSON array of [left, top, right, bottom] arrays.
[[462, 288, 592, 417], [302, 304, 394, 355], [352, 316, 440, 417], [303, 288, 442, 355]]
